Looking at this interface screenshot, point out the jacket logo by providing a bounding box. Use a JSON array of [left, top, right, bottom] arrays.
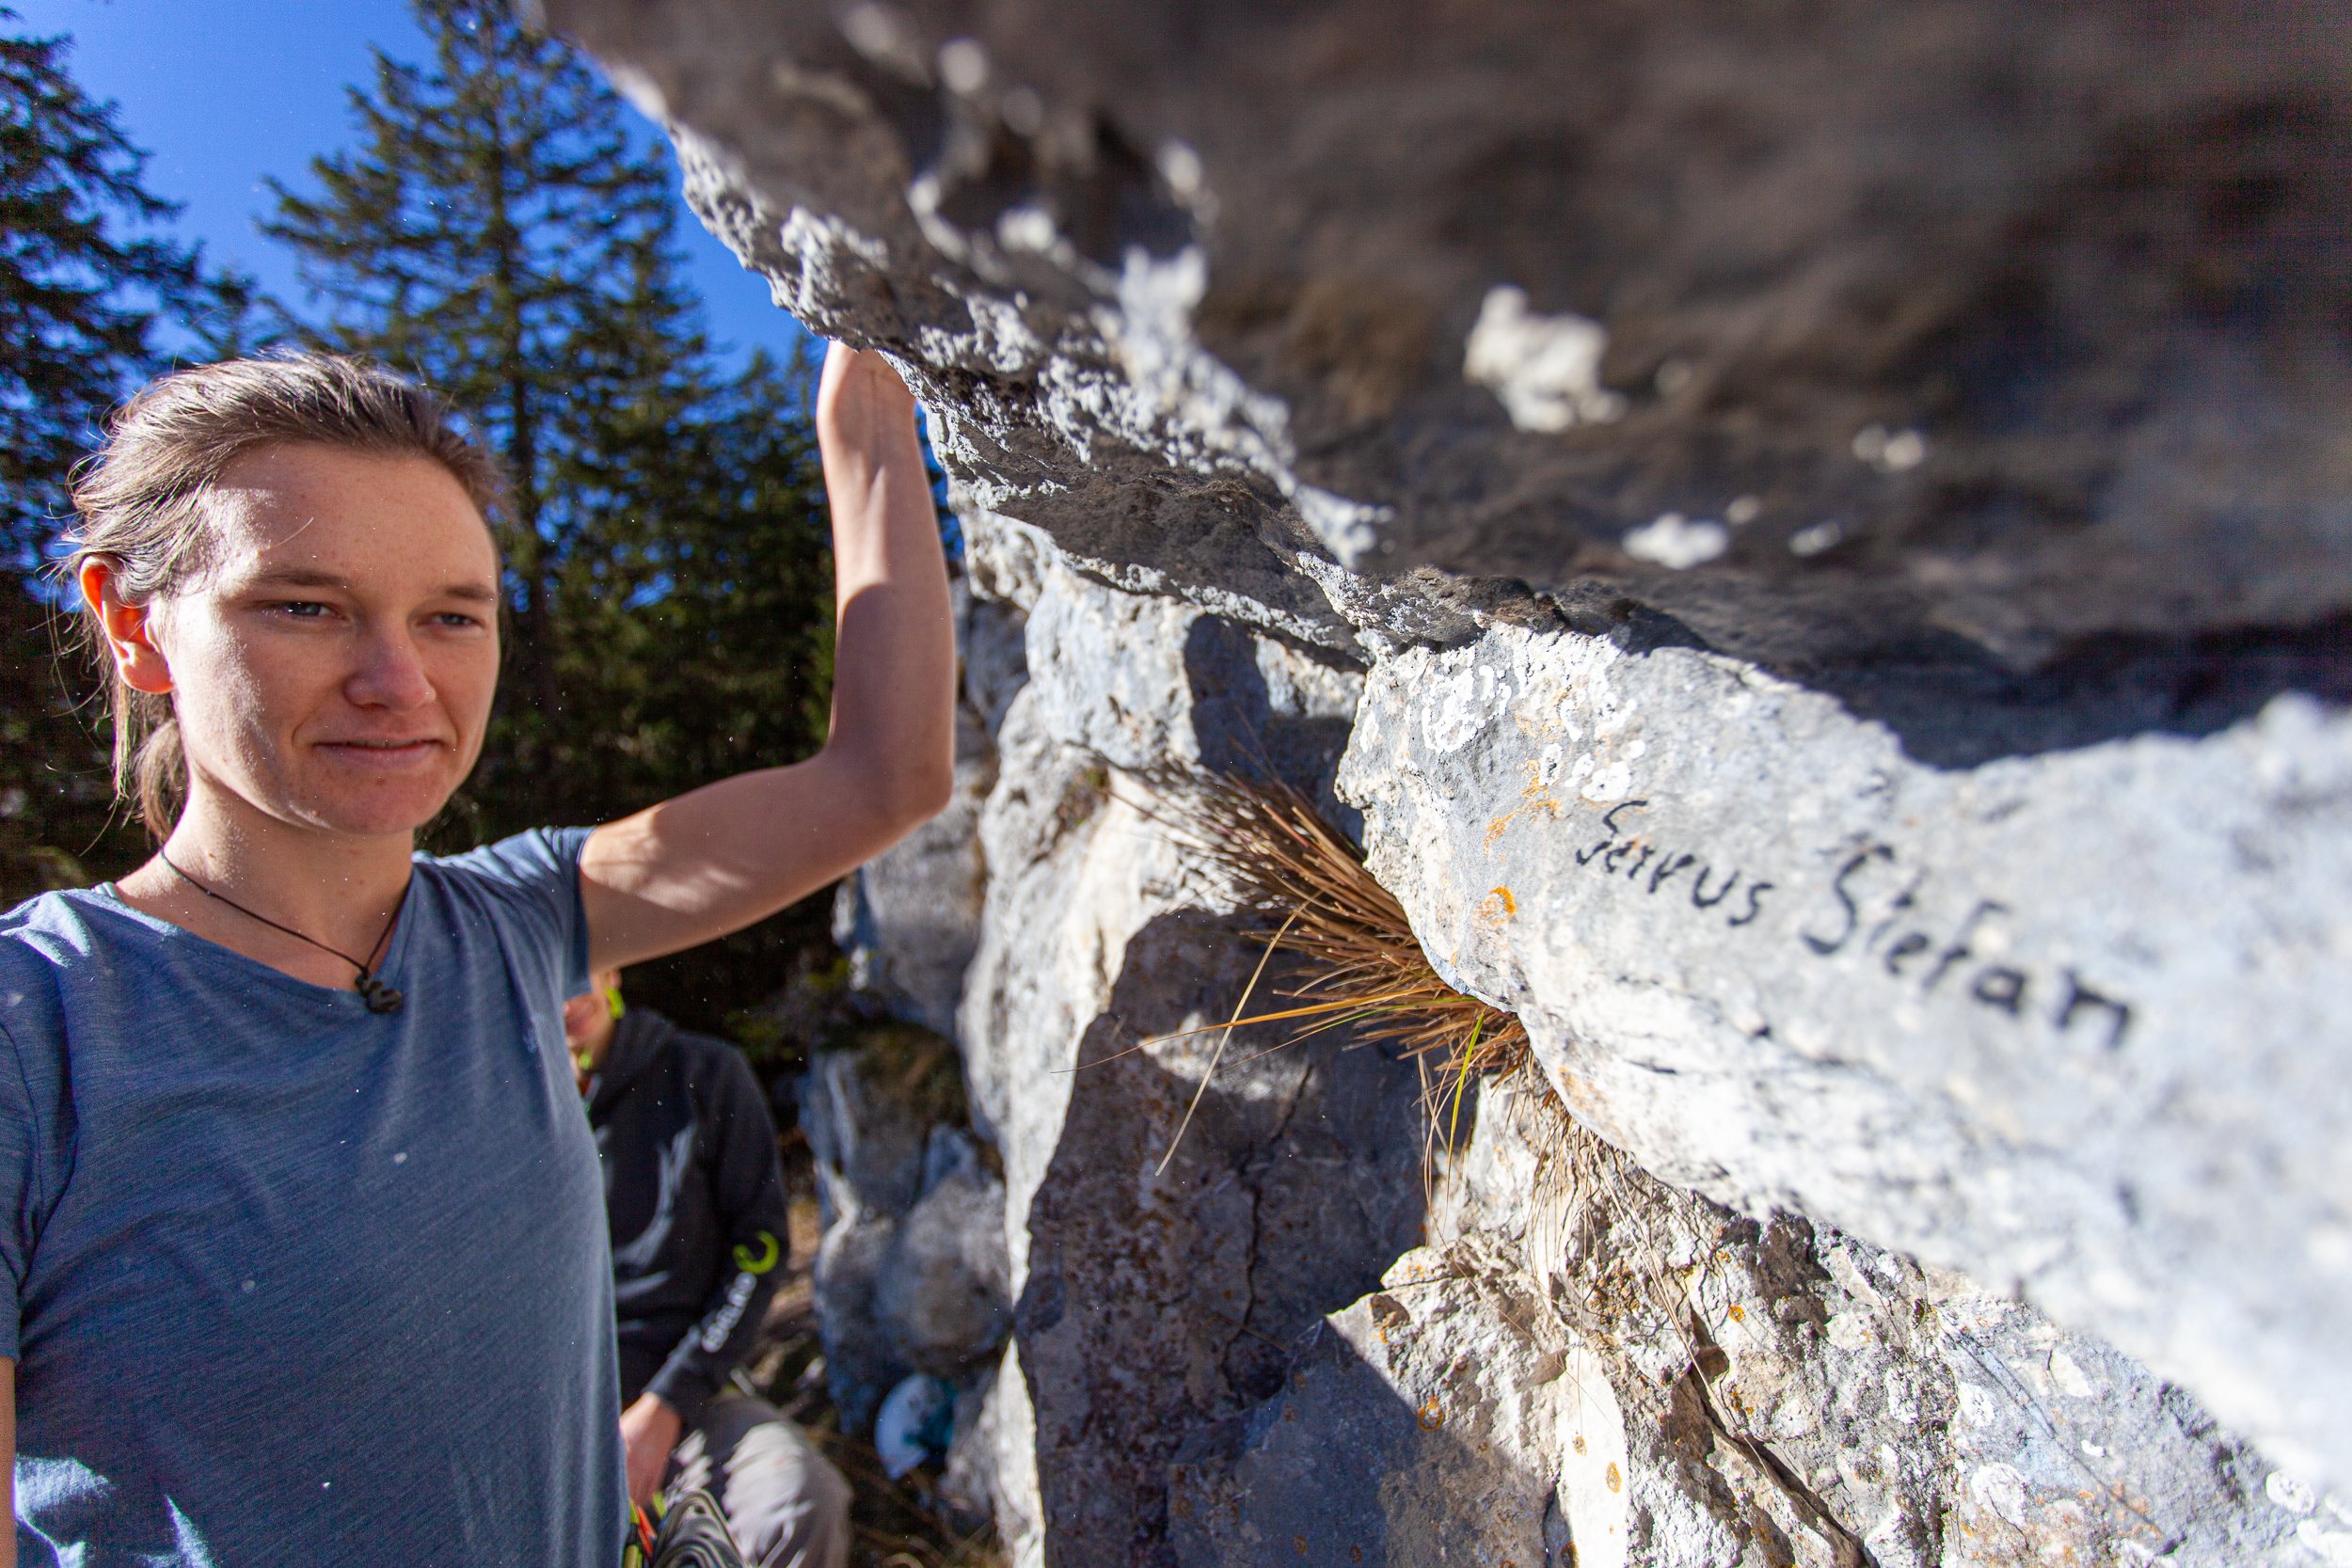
[[731, 1230, 780, 1275]]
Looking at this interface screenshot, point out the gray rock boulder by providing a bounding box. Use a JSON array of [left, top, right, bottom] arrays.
[[942, 556, 1429, 1562], [875, 1130, 1011, 1377], [809, 1207, 903, 1437], [1180, 1075, 2326, 1567], [937, 1362, 1005, 1530], [800, 1030, 1005, 1432], [1168, 1235, 1567, 1568], [1010, 908, 1426, 1559], [957, 523, 2346, 1563], [800, 1043, 931, 1224], [800, 1047, 924, 1433]]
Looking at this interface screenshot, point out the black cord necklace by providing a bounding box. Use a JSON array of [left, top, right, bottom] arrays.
[[158, 850, 406, 1014]]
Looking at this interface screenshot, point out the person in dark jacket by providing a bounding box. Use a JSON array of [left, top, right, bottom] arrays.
[[565, 968, 850, 1568]]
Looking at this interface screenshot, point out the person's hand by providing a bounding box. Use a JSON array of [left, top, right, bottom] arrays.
[[619, 1391, 683, 1508]]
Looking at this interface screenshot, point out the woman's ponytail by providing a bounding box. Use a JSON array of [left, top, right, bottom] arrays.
[[127, 701, 184, 845]]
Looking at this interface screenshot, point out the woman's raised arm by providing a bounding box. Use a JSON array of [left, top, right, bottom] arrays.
[[579, 343, 957, 972]]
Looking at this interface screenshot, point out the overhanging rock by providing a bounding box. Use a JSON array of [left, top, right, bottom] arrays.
[[542, 0, 2350, 669], [930, 533, 2337, 1565]]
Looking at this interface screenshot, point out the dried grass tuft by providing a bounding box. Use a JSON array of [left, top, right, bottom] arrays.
[[1128, 768, 1529, 1156]]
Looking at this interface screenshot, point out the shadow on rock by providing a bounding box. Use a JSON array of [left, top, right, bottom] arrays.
[[1182, 613, 1363, 840], [1011, 908, 1427, 1567], [1166, 1276, 1575, 1568], [1783, 613, 2352, 770], [1557, 582, 2352, 772]]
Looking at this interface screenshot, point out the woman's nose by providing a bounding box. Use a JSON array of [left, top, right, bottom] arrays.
[[347, 628, 437, 709]]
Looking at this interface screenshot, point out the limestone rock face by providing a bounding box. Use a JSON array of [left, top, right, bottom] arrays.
[[1184, 1083, 2322, 1568], [867, 541, 2336, 1565], [538, 0, 2352, 1551], [1339, 621, 2352, 1480], [944, 525, 1419, 1563], [1168, 1233, 1578, 1568]]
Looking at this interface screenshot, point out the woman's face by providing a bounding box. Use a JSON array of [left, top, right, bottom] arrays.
[[141, 442, 502, 842]]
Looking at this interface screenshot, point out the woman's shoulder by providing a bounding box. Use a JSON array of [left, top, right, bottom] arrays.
[[411, 825, 594, 942], [2, 885, 141, 967], [415, 825, 594, 897], [0, 887, 142, 1051], [409, 827, 596, 993]]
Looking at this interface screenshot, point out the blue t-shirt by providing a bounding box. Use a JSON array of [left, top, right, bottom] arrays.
[[0, 828, 628, 1567]]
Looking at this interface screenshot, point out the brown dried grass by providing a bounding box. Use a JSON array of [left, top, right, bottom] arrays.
[[1127, 768, 1529, 1156]]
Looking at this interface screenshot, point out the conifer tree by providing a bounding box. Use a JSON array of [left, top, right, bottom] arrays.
[[0, 8, 248, 902]]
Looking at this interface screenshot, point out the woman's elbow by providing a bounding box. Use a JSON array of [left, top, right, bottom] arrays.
[[896, 757, 958, 827], [862, 755, 955, 844]]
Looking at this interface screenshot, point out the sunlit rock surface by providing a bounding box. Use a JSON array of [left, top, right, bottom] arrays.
[[542, 0, 2352, 1554], [1340, 623, 2352, 1484]]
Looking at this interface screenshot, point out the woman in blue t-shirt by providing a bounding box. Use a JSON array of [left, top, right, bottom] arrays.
[[0, 344, 952, 1565]]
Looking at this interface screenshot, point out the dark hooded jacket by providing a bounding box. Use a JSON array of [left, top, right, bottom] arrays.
[[586, 1007, 790, 1431]]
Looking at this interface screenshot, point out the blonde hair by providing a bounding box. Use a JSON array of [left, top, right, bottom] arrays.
[[59, 354, 508, 840]]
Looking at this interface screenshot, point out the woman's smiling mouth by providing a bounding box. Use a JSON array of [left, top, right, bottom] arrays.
[[316, 737, 446, 767]]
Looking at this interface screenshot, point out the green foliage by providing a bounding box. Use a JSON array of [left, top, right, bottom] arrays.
[[0, 577, 117, 906], [264, 0, 838, 1027], [0, 8, 249, 905], [0, 8, 251, 562]]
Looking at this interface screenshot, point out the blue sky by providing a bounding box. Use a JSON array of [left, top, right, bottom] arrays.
[[12, 0, 815, 368]]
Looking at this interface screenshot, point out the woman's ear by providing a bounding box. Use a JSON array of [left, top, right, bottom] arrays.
[[78, 558, 174, 696]]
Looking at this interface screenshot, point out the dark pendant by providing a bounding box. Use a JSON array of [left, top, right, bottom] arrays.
[[357, 973, 405, 1015]]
